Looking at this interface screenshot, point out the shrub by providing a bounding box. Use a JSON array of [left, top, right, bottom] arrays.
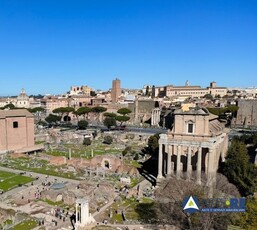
[[83, 138, 91, 146], [78, 120, 88, 130], [37, 120, 47, 127], [103, 117, 116, 129], [103, 136, 113, 145], [122, 146, 132, 156], [133, 153, 139, 160]]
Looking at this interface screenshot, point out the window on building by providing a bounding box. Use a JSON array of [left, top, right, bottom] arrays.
[[13, 121, 18, 128], [188, 123, 193, 133]]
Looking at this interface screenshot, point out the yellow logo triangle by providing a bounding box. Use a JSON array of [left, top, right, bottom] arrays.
[[189, 201, 194, 206]]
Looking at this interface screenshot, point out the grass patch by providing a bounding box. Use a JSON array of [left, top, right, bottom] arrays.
[[107, 197, 140, 223], [5, 219, 13, 224], [0, 171, 34, 191], [141, 197, 153, 204], [10, 219, 37, 230], [35, 141, 45, 145], [124, 160, 142, 168], [38, 198, 74, 211], [107, 196, 154, 224], [130, 177, 143, 188], [44, 142, 123, 159], [44, 150, 68, 157], [0, 219, 12, 226], [41, 198, 63, 206], [0, 157, 81, 180], [112, 213, 124, 223], [0, 171, 16, 179]]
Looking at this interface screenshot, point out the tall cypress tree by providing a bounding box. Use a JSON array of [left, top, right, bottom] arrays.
[[221, 139, 257, 196]]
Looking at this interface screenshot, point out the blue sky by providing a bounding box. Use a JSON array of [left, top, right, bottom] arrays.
[[0, 0, 256, 96]]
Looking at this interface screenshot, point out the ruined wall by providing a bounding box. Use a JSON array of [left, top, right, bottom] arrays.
[[128, 100, 156, 124], [235, 99, 257, 127]]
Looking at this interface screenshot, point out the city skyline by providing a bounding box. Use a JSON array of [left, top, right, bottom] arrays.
[[0, 0, 256, 95]]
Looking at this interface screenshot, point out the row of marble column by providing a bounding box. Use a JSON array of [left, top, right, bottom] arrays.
[[151, 108, 161, 126], [76, 199, 89, 226], [157, 143, 216, 185]]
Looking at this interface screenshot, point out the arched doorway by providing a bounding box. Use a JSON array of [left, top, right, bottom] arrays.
[[63, 115, 71, 122], [104, 160, 110, 169]]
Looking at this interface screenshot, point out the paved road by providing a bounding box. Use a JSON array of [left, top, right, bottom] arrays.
[[89, 124, 167, 135], [127, 127, 167, 134]]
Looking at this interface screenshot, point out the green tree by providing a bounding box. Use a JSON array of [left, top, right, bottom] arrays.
[[37, 120, 48, 127], [225, 106, 239, 121], [29, 94, 44, 99], [103, 135, 113, 145], [64, 106, 75, 114], [220, 139, 257, 196], [83, 138, 91, 146], [91, 106, 107, 113], [115, 115, 130, 126], [52, 107, 65, 117], [115, 108, 131, 126], [147, 133, 160, 155], [76, 106, 92, 119], [52, 107, 75, 121], [27, 107, 45, 113], [237, 196, 257, 229], [207, 106, 239, 118], [103, 112, 117, 118], [4, 103, 15, 109], [225, 105, 239, 114], [117, 108, 132, 116], [203, 94, 213, 100], [45, 114, 61, 124], [103, 117, 116, 129], [252, 132, 257, 145], [207, 107, 224, 116], [91, 106, 107, 122], [135, 203, 158, 224], [77, 120, 88, 130]]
